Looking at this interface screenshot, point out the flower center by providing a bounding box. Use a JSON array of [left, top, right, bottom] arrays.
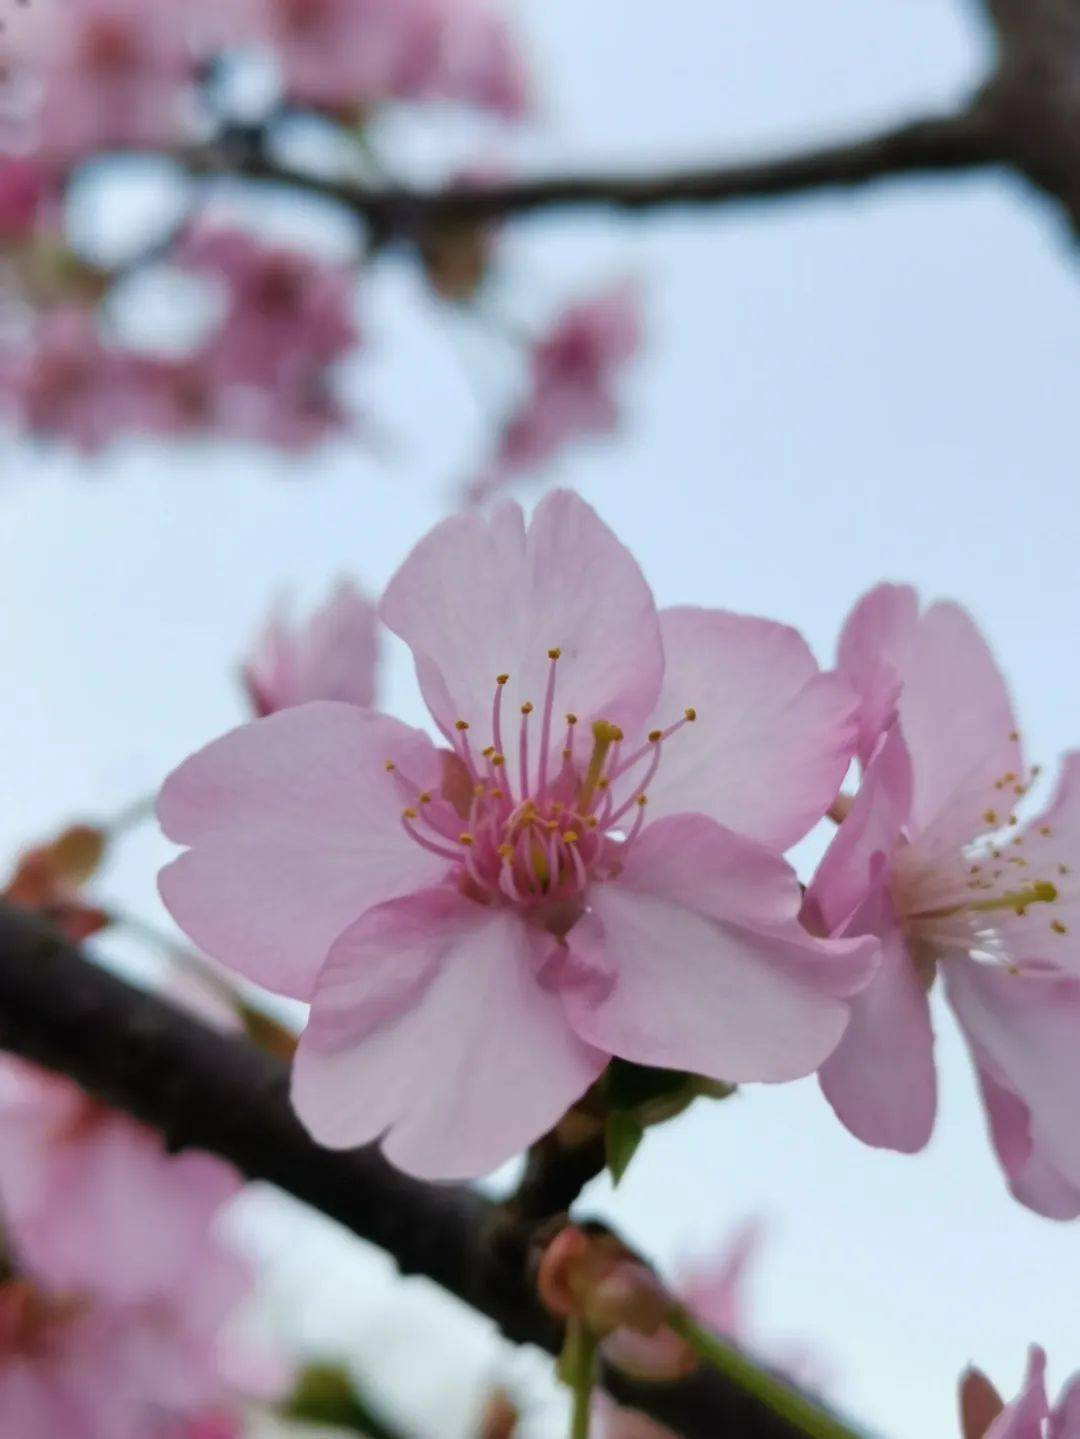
[[390, 649, 695, 915], [893, 751, 1070, 971]]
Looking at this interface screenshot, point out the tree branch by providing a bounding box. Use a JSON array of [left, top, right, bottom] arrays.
[[0, 901, 864, 1439], [186, 109, 1002, 240]]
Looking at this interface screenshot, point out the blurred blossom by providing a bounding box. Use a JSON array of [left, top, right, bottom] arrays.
[[242, 580, 379, 717], [466, 282, 643, 505], [0, 158, 49, 240], [960, 1347, 1080, 1439], [3, 822, 109, 943]]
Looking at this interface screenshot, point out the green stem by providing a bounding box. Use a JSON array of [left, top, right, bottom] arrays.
[[562, 1320, 598, 1439], [668, 1310, 859, 1439]]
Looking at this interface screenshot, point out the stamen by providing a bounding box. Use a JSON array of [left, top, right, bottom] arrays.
[[491, 676, 507, 762], [536, 649, 561, 803], [401, 811, 461, 862]]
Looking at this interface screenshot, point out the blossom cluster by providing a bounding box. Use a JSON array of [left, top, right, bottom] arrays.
[[0, 0, 641, 483], [156, 490, 1080, 1219]]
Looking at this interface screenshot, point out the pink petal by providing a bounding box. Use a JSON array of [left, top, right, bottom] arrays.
[[1050, 1373, 1080, 1439], [836, 583, 917, 764], [380, 491, 663, 780], [642, 608, 858, 851], [803, 723, 913, 937], [158, 703, 446, 999], [561, 816, 877, 1083], [986, 1347, 1050, 1439], [677, 1219, 763, 1339], [818, 917, 936, 1153], [243, 580, 378, 715], [946, 958, 1080, 1218], [292, 889, 606, 1180], [839, 586, 1021, 848]]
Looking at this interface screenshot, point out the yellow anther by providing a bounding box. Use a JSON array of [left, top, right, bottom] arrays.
[[473, 782, 486, 796], [1040, 826, 1053, 837], [459, 833, 475, 847], [403, 808, 419, 820], [983, 809, 998, 826], [648, 729, 663, 743], [994, 780, 1005, 791], [1052, 921, 1068, 935], [521, 701, 534, 715], [498, 844, 514, 860], [418, 791, 432, 804], [684, 707, 697, 722], [1009, 857, 1029, 868], [490, 788, 504, 801], [482, 746, 495, 758], [546, 820, 559, 833], [562, 749, 572, 761], [970, 864, 981, 874], [1009, 818, 1020, 829], [565, 713, 578, 725], [548, 647, 562, 661], [586, 816, 599, 829], [551, 801, 565, 814], [597, 777, 610, 790], [1003, 772, 1016, 783], [1014, 786, 1026, 797], [454, 719, 469, 732], [497, 673, 509, 686], [491, 753, 505, 768], [1009, 729, 1020, 741], [636, 794, 648, 807], [564, 831, 579, 844]]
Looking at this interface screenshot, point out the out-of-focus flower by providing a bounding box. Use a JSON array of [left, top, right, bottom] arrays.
[[0, 1058, 245, 1313], [0, 307, 152, 452], [466, 282, 642, 505], [158, 490, 874, 1180], [3, 823, 109, 942], [252, 0, 528, 119], [242, 581, 379, 717], [12, 0, 206, 165], [959, 1347, 1080, 1439], [804, 584, 1080, 1217], [0, 160, 49, 241], [178, 227, 358, 394], [476, 1386, 519, 1439]]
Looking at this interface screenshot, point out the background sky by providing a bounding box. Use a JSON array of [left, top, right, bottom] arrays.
[[2, 1, 1080, 1435]]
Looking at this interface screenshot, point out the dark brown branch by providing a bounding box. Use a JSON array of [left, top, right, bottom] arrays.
[[0, 901, 862, 1439], [186, 109, 1002, 240]]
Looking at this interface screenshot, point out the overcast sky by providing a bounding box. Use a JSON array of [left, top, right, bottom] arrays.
[[3, 2, 1080, 1435]]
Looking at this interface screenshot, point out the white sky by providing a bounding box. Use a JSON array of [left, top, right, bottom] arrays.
[[2, 2, 1080, 1436]]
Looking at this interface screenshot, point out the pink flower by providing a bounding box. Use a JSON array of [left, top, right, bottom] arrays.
[[0, 160, 49, 240], [804, 584, 1080, 1216], [0, 308, 140, 453], [959, 1347, 1080, 1439], [466, 283, 643, 506], [242, 581, 379, 717], [0, 1059, 245, 1314], [0, 1276, 237, 1439], [13, 0, 202, 165], [252, 0, 528, 117], [178, 226, 358, 394], [158, 491, 875, 1180]]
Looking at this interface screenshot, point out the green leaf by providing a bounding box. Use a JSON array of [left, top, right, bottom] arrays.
[[605, 1110, 645, 1186], [603, 1058, 691, 1111], [282, 1362, 403, 1439]]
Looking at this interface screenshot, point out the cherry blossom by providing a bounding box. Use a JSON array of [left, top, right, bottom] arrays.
[[804, 584, 1080, 1216], [0, 1058, 245, 1311], [158, 491, 874, 1180], [12, 0, 205, 165], [177, 227, 358, 395], [242, 581, 379, 716], [959, 1347, 1080, 1439], [251, 0, 528, 118], [466, 283, 643, 505]]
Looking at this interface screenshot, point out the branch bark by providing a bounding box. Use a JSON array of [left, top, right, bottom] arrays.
[[187, 109, 1002, 240], [0, 901, 863, 1439]]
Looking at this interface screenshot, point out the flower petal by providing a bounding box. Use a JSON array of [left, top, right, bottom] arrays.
[[985, 1347, 1050, 1439], [803, 723, 913, 937], [946, 957, 1080, 1218], [562, 816, 877, 1083], [818, 917, 937, 1153], [839, 586, 1021, 847], [158, 702, 446, 999], [836, 583, 917, 765], [379, 490, 664, 781], [641, 608, 857, 850], [293, 888, 606, 1180]]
